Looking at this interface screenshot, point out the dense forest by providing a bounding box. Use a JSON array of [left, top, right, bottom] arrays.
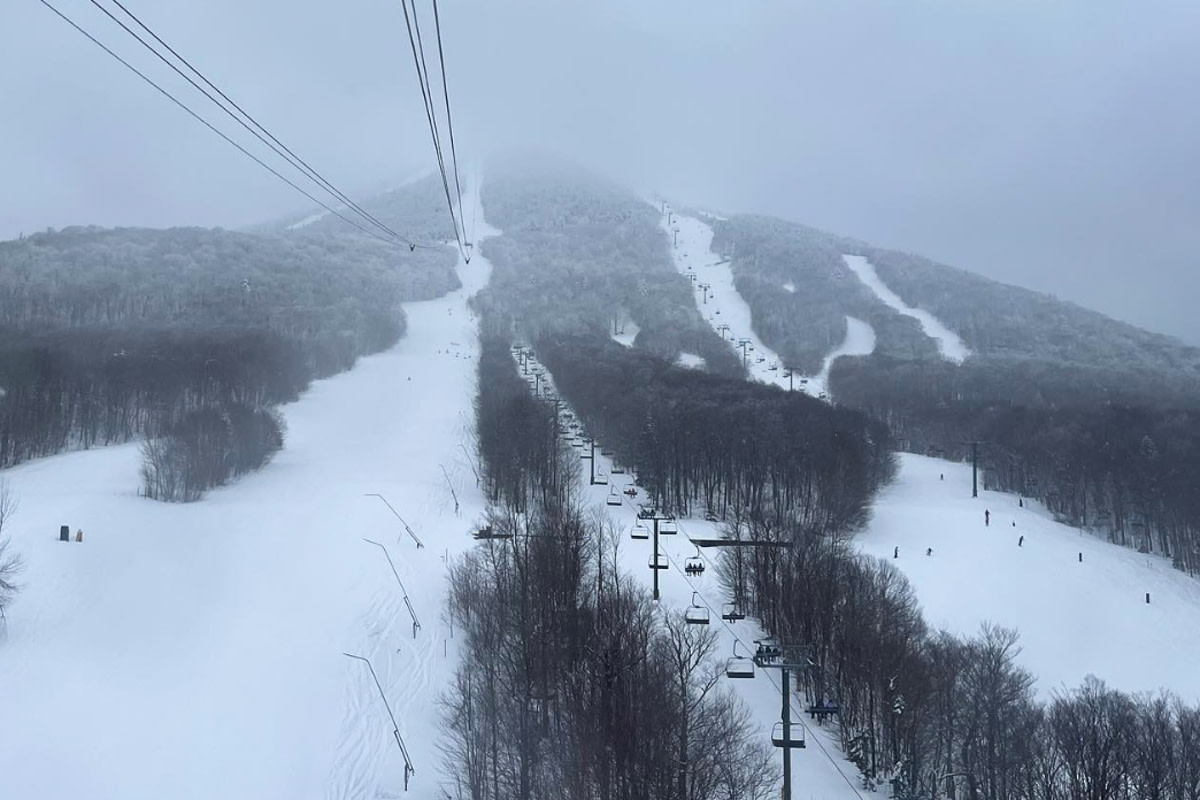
[[478, 160, 743, 376], [447, 321, 776, 800], [728, 515, 1200, 799], [707, 209, 1200, 577], [712, 212, 1200, 377], [831, 356, 1200, 575], [0, 184, 458, 498]]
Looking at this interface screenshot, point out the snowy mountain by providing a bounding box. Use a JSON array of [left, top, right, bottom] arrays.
[[3, 160, 1200, 799]]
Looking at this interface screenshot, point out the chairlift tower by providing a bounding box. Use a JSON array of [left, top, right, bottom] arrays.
[[735, 338, 752, 371], [698, 283, 712, 304], [752, 641, 816, 800], [964, 440, 984, 498]]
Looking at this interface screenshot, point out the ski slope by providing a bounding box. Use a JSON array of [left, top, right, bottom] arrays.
[[519, 352, 872, 800], [841, 255, 970, 363], [858, 454, 1200, 702], [662, 208, 876, 399], [0, 181, 498, 800]]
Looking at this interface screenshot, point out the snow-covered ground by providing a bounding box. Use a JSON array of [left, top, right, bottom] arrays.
[[675, 352, 706, 369], [0, 180, 497, 800], [611, 319, 640, 348], [858, 454, 1200, 702], [519, 352, 873, 800], [841, 255, 970, 363], [661, 207, 877, 399]]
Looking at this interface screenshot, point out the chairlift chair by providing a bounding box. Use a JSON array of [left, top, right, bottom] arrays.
[[624, 486, 638, 498], [684, 546, 706, 577], [659, 516, 678, 535], [593, 473, 609, 485], [721, 602, 746, 622], [631, 521, 649, 541], [771, 722, 806, 749], [806, 698, 842, 723], [685, 593, 710, 625], [606, 487, 622, 507], [726, 642, 755, 679], [611, 464, 626, 475], [648, 551, 669, 570]]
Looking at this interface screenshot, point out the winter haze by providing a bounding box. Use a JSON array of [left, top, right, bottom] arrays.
[[2, 0, 1199, 342]]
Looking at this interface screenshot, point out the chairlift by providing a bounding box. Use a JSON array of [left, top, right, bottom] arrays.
[[623, 486, 638, 498], [726, 642, 755, 679], [648, 551, 669, 570], [612, 464, 626, 475], [600, 447, 614, 457], [593, 473, 609, 485], [637, 506, 657, 520], [755, 638, 782, 663], [659, 516, 678, 535], [806, 698, 842, 723], [631, 521, 649, 540], [768, 363, 778, 371], [684, 545, 706, 577], [685, 593, 710, 625], [771, 722, 806, 749], [721, 602, 746, 622], [606, 487, 623, 507]]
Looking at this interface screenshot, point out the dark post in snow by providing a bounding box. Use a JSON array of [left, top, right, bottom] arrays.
[[1146, 592, 1151, 604], [736, 338, 752, 372], [653, 516, 660, 601], [753, 641, 813, 800], [965, 441, 983, 498]]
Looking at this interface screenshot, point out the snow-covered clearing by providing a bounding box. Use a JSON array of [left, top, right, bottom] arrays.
[[519, 353, 872, 800], [0, 181, 498, 799], [859, 454, 1200, 702], [611, 319, 640, 348], [675, 352, 706, 369], [661, 207, 876, 399], [782, 281, 796, 293], [841, 254, 970, 363]]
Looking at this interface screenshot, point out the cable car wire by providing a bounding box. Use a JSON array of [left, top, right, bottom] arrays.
[[430, 0, 465, 233], [398, 0, 468, 262], [86, 0, 426, 250], [35, 0, 416, 250]]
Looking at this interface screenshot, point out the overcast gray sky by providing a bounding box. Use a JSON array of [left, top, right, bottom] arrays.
[[3, 0, 1199, 342]]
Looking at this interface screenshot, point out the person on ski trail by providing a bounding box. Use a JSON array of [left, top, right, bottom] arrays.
[[985, 509, 991, 527]]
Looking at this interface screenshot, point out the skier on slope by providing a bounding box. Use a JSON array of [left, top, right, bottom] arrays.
[[894, 546, 899, 559], [985, 509, 991, 527]]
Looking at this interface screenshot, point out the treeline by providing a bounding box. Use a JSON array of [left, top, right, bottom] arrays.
[[730, 521, 1200, 799], [831, 356, 1200, 575], [0, 212, 457, 497], [858, 245, 1200, 376], [534, 333, 896, 527], [444, 323, 776, 799], [478, 159, 743, 376]]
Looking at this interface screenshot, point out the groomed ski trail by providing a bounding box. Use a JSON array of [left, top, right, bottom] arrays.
[[660, 207, 877, 399], [841, 254, 970, 363]]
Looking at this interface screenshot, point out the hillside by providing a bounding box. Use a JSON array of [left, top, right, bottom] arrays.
[[711, 213, 1200, 380], [0, 191, 458, 495]]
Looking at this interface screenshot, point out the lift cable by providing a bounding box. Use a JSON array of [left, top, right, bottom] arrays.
[[398, 0, 468, 262], [36, 0, 417, 250], [88, 0, 427, 250]]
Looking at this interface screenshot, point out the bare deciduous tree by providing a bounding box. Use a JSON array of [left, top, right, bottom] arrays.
[[0, 478, 24, 620]]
